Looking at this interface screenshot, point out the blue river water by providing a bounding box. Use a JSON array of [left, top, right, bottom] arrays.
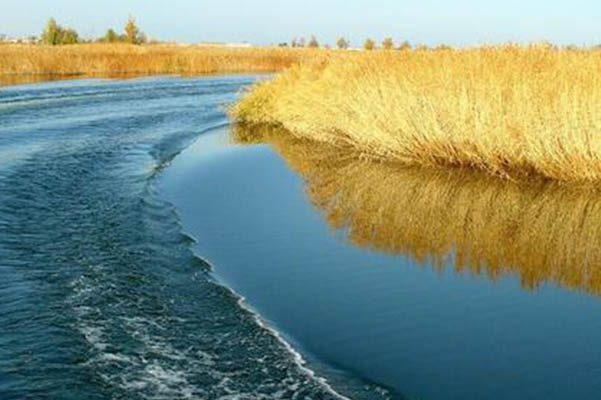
[[159, 126, 601, 400], [0, 76, 364, 400], [2, 76, 601, 400]]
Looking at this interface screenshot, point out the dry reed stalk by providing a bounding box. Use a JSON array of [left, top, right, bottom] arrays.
[[231, 46, 601, 182]]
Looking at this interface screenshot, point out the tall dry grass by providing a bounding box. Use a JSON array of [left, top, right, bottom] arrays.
[[0, 43, 325, 76], [231, 45, 601, 182], [232, 124, 601, 296]]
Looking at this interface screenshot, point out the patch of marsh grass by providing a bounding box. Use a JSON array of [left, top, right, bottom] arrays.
[[0, 43, 326, 77], [231, 45, 601, 182]]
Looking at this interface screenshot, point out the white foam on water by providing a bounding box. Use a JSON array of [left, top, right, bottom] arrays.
[[69, 269, 356, 400], [223, 282, 353, 400], [0, 142, 46, 169], [79, 325, 108, 351], [100, 353, 134, 363]]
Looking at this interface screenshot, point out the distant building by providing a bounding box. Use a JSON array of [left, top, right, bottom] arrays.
[[196, 41, 253, 48], [0, 35, 38, 44]]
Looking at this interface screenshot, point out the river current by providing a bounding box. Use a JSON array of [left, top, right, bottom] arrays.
[[0, 76, 354, 400]]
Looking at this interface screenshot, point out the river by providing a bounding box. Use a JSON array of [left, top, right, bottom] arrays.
[[2, 76, 601, 400]]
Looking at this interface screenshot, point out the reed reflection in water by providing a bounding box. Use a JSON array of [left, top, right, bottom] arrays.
[[232, 124, 601, 297], [0, 72, 160, 87]]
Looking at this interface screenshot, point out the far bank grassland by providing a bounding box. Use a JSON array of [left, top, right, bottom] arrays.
[[232, 45, 601, 182], [0, 43, 324, 76]]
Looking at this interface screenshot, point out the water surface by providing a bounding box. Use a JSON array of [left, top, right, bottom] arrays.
[[0, 76, 353, 400], [161, 124, 601, 400], [3, 75, 601, 400]]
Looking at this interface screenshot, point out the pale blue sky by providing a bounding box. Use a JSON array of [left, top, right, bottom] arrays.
[[1, 0, 600, 46]]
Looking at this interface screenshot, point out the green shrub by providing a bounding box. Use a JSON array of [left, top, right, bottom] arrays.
[[41, 18, 79, 45], [336, 37, 349, 49], [398, 41, 411, 51], [382, 37, 394, 50], [124, 15, 145, 45], [105, 29, 118, 43]]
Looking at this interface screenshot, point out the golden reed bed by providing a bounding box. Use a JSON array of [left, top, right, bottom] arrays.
[[232, 124, 601, 296], [0, 43, 324, 77], [232, 45, 601, 182]]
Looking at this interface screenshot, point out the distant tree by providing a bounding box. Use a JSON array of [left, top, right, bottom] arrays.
[[308, 35, 319, 48], [398, 40, 411, 51], [291, 38, 298, 47], [137, 32, 148, 44], [278, 42, 289, 47], [336, 37, 349, 49], [363, 38, 376, 50], [124, 15, 141, 44], [382, 37, 394, 50], [59, 28, 79, 45], [298, 37, 306, 47], [41, 18, 60, 45], [105, 29, 118, 43], [435, 44, 453, 51], [41, 18, 79, 45], [531, 41, 555, 50]]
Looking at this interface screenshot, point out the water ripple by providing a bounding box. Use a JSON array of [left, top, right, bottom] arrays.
[[0, 77, 348, 400]]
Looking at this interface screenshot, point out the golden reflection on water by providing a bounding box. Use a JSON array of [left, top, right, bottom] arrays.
[[0, 72, 261, 88], [232, 124, 601, 296], [0, 72, 163, 87], [0, 74, 79, 87]]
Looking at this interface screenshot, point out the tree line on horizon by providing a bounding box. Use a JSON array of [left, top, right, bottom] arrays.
[[19, 21, 595, 52], [283, 36, 413, 50], [40, 16, 147, 45], [37, 21, 417, 50]]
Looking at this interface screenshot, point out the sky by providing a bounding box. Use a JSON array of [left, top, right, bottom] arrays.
[[1, 0, 601, 47]]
